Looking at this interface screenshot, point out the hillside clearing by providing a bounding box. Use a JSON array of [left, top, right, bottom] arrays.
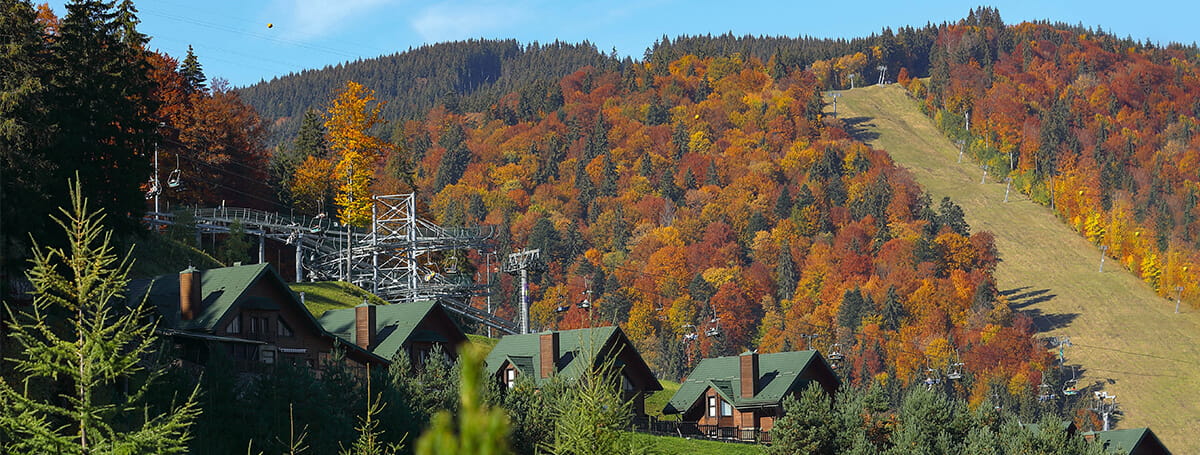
[[831, 84, 1200, 453]]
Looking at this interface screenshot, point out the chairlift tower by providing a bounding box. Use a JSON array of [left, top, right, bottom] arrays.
[[1093, 392, 1119, 431], [1099, 245, 1109, 272], [1175, 285, 1184, 314], [504, 249, 544, 334], [1004, 177, 1014, 202], [876, 65, 887, 85], [956, 140, 966, 163], [829, 92, 842, 117]]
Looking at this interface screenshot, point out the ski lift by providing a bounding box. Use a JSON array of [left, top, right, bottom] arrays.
[[924, 368, 941, 390], [947, 362, 965, 380], [1038, 384, 1057, 402], [445, 255, 460, 274], [286, 230, 298, 245], [827, 343, 845, 362], [166, 156, 182, 188], [144, 176, 161, 200], [705, 317, 722, 337], [683, 333, 698, 341], [1063, 365, 1080, 396], [555, 304, 571, 313], [577, 298, 591, 310]]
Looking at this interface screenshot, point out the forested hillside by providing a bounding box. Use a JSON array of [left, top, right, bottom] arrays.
[[916, 9, 1200, 307], [305, 51, 1049, 410], [237, 39, 622, 144]]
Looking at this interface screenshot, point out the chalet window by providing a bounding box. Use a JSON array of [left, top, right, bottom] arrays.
[[276, 318, 294, 337], [505, 368, 517, 389], [622, 373, 634, 391], [720, 399, 733, 417], [226, 316, 241, 334], [707, 396, 717, 417]]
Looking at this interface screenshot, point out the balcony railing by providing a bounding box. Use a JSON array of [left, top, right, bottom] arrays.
[[628, 416, 771, 444]]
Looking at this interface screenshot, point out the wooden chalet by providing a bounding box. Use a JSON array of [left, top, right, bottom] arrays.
[[1083, 428, 1172, 455], [315, 301, 468, 364], [484, 326, 663, 417], [662, 350, 839, 439], [129, 264, 385, 370]]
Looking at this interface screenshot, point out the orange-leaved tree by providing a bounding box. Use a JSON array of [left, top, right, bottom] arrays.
[[326, 81, 393, 227]]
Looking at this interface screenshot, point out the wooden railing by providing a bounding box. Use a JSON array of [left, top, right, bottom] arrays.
[[628, 416, 771, 444]]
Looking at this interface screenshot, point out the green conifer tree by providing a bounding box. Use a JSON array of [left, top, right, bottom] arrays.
[[179, 44, 207, 93], [0, 179, 200, 453]]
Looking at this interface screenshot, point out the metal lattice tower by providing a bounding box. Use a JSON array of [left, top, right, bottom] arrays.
[[143, 193, 519, 334]]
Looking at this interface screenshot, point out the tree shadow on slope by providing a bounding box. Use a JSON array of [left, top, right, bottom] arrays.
[[1001, 286, 1076, 331], [838, 116, 881, 142]]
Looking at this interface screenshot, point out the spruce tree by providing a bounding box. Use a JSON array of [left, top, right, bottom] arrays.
[[179, 45, 207, 93], [415, 345, 511, 455], [52, 0, 156, 234], [0, 180, 200, 453]]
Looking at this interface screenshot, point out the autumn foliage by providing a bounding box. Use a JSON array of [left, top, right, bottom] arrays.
[[381, 51, 1049, 403], [920, 13, 1200, 308]]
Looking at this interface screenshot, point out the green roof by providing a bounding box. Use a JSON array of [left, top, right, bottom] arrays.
[[484, 326, 661, 391], [129, 263, 277, 331], [1084, 428, 1171, 455], [664, 350, 838, 415], [128, 263, 388, 364], [316, 301, 465, 361]]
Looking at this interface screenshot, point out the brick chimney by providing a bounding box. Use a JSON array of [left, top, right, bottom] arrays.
[[179, 266, 202, 321], [539, 332, 559, 378], [355, 303, 376, 349], [739, 351, 759, 398]]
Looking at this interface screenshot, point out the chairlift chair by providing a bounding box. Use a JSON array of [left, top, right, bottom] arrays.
[[577, 298, 591, 310], [445, 255, 460, 274], [683, 333, 698, 341], [827, 343, 845, 362], [167, 156, 183, 188], [1063, 365, 1080, 396], [924, 369, 941, 390], [947, 362, 965, 380], [705, 327, 721, 337], [555, 304, 570, 313], [145, 176, 161, 200]]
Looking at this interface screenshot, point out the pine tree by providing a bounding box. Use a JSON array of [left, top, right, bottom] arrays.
[[179, 44, 207, 93], [540, 343, 648, 455], [0, 179, 200, 453], [216, 220, 252, 265]]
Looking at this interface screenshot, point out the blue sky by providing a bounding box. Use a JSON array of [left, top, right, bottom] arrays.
[[50, 1, 1200, 88]]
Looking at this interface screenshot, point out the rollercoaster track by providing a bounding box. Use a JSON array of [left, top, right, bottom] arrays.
[[144, 195, 519, 334]]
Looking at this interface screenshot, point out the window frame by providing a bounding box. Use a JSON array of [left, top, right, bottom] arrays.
[[720, 399, 733, 417], [505, 368, 517, 389], [707, 396, 717, 417]]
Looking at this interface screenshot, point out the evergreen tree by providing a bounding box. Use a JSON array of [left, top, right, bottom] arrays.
[[599, 155, 618, 197], [415, 345, 512, 455], [767, 384, 839, 455], [937, 196, 970, 236], [216, 220, 252, 265], [541, 346, 648, 455], [0, 180, 200, 453], [776, 240, 797, 301], [838, 287, 867, 331], [433, 123, 471, 191], [775, 186, 793, 220], [179, 44, 206, 93], [880, 286, 906, 331], [51, 0, 156, 234], [0, 0, 55, 281], [671, 122, 689, 159]]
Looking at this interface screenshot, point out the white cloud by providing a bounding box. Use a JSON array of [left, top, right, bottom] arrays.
[[411, 1, 531, 43], [271, 0, 399, 40]]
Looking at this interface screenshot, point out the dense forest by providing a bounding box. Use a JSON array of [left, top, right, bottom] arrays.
[[916, 8, 1200, 306], [3, 1, 1192, 451]]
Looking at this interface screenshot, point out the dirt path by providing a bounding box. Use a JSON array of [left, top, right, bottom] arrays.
[[832, 84, 1200, 451]]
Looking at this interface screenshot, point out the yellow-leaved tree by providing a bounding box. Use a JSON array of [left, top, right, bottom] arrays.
[[326, 81, 392, 227]]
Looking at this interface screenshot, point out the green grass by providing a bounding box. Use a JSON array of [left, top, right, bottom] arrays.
[[833, 84, 1200, 453], [290, 281, 389, 317], [125, 232, 221, 279], [644, 379, 681, 420], [624, 432, 762, 455]]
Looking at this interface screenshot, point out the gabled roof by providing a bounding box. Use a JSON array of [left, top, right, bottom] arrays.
[[1083, 428, 1171, 455], [128, 263, 278, 332], [484, 326, 662, 391], [664, 350, 838, 415], [128, 264, 387, 364], [316, 301, 467, 361]]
